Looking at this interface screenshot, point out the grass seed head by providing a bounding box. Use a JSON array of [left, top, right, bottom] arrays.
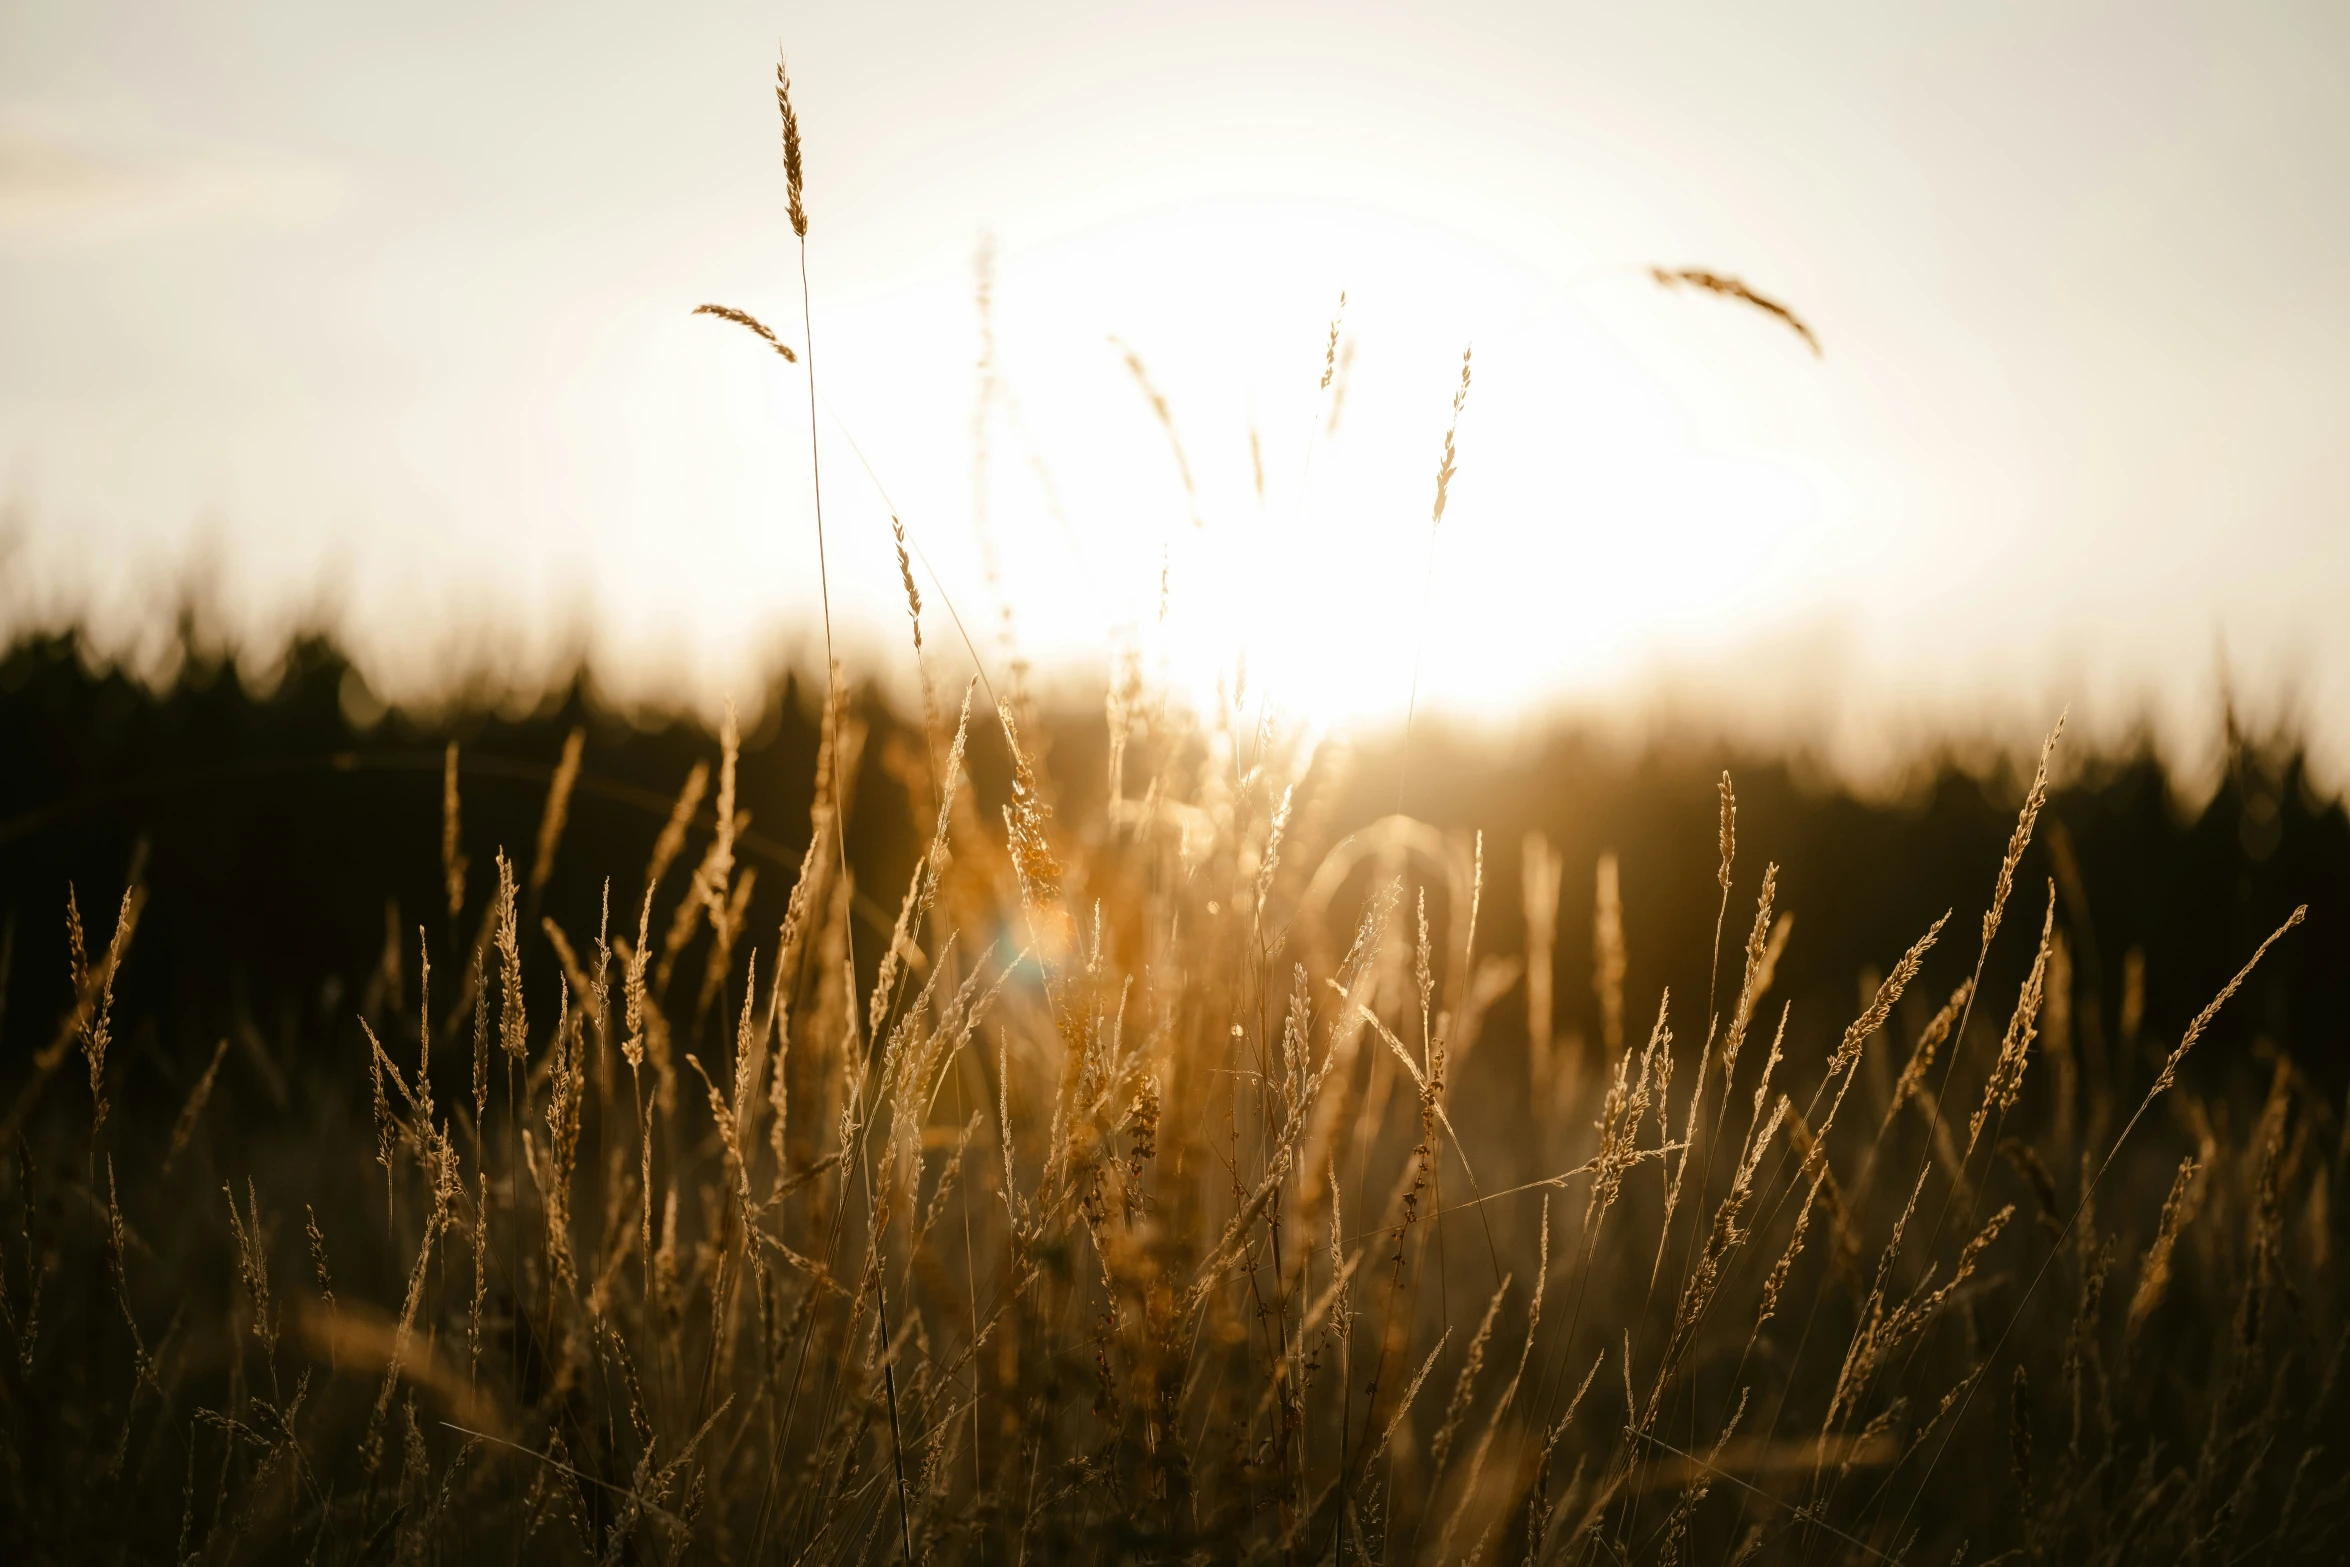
[[776, 54, 808, 238]]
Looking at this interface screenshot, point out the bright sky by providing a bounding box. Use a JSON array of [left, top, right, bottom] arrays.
[[4, 3, 2346, 774]]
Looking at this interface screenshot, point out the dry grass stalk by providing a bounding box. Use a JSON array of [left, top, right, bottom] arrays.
[[1834, 914, 1946, 1084], [890, 514, 936, 745], [1523, 831, 1564, 1100], [1718, 863, 1777, 1110], [527, 725, 586, 899], [1886, 981, 1971, 1135], [1595, 852, 1627, 1057], [1585, 992, 1674, 1239], [1968, 890, 2055, 1156], [693, 303, 799, 362], [1785, 1108, 1864, 1299], [1986, 715, 2064, 956], [2046, 928, 2076, 1177], [98, 1158, 157, 1416], [66, 882, 141, 1142], [1321, 292, 1346, 391], [1111, 337, 1201, 529], [2146, 905, 2307, 1102], [224, 1177, 276, 1363], [775, 55, 807, 238], [707, 703, 738, 919], [162, 1036, 230, 1173], [442, 741, 467, 918], [1717, 771, 1736, 892], [1752, 910, 1792, 1001], [1430, 346, 1471, 528], [304, 1203, 338, 1375], [645, 760, 710, 900], [494, 852, 526, 1062], [1771, 915, 1948, 1317], [2126, 1156, 2201, 1341], [1648, 266, 1822, 356], [1325, 336, 1358, 435], [2009, 1363, 2034, 1501], [996, 703, 1062, 913], [1429, 1274, 1509, 1477], [1369, 1329, 1451, 1470]]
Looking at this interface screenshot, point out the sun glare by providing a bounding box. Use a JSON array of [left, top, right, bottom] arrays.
[[657, 197, 1831, 731]]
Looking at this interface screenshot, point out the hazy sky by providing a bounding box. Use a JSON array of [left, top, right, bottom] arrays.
[[4, 2, 2347, 773]]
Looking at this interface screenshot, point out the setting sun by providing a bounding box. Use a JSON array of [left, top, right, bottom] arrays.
[[9, 4, 2347, 771]]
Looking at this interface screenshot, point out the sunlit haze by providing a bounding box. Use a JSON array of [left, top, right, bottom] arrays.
[[5, 3, 2347, 776]]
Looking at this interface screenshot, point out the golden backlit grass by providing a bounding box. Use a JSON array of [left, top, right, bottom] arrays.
[[0, 692, 2338, 1564], [0, 53, 2341, 1566]]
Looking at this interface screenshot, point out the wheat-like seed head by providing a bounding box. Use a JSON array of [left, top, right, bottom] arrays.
[[644, 761, 709, 901], [66, 882, 140, 1142], [1970, 891, 2054, 1152], [1323, 336, 1359, 438], [891, 516, 923, 651], [2127, 1156, 2202, 1342], [304, 1204, 335, 1313], [2148, 904, 2307, 1101], [1755, 1169, 1820, 1331], [1720, 863, 1777, 1089], [224, 1178, 275, 1358], [1430, 1274, 1510, 1476], [1320, 291, 1346, 391], [494, 851, 526, 1061], [528, 727, 585, 899], [775, 56, 807, 239], [1887, 980, 1972, 1132], [1112, 338, 1201, 528], [1984, 714, 2065, 954], [996, 704, 1062, 911], [1717, 771, 1736, 892], [1649, 266, 1822, 356], [1834, 913, 1946, 1080], [693, 302, 799, 362], [1430, 345, 1471, 527]]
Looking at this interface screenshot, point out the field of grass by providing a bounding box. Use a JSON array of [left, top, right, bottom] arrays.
[[0, 626, 2342, 1564], [1, 52, 2345, 1566]]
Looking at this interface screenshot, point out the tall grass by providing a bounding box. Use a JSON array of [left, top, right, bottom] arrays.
[[0, 678, 2337, 1563], [0, 58, 2342, 1566]]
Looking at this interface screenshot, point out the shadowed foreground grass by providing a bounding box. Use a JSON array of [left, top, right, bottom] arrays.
[[0, 679, 2340, 1565]]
